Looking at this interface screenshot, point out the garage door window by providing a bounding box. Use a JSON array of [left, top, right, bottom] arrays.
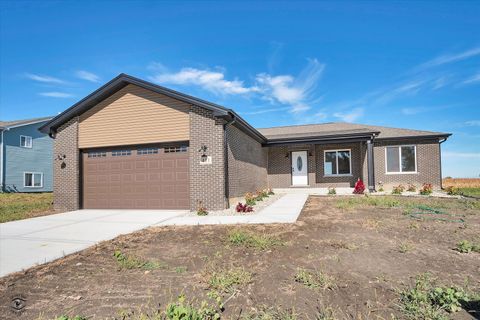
[[137, 148, 159, 155], [112, 150, 131, 156], [88, 151, 106, 158], [165, 146, 187, 153]]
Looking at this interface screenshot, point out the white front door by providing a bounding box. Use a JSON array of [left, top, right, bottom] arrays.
[[291, 151, 308, 186]]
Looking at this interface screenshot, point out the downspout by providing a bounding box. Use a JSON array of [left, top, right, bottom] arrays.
[[223, 114, 236, 208], [439, 137, 447, 190], [366, 134, 376, 192]]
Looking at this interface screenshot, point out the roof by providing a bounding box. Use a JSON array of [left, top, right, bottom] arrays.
[[38, 73, 450, 144], [258, 122, 451, 142], [38, 73, 266, 142], [0, 116, 53, 130]]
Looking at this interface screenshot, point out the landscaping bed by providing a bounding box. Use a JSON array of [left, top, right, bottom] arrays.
[[0, 193, 54, 223], [0, 196, 479, 319]]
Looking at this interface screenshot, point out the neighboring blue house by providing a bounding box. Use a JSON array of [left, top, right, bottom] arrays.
[[0, 117, 53, 192]]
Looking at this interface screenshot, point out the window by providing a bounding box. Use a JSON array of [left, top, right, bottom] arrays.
[[88, 151, 107, 158], [20, 135, 32, 148], [164, 146, 188, 153], [386, 145, 417, 173], [112, 150, 131, 156], [324, 150, 351, 176], [137, 148, 159, 155], [24, 172, 43, 188]]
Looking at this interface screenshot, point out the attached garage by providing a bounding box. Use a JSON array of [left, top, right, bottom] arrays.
[[82, 144, 189, 209]]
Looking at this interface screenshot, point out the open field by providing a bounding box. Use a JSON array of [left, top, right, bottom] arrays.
[[443, 178, 480, 198], [0, 193, 54, 223], [0, 196, 479, 319]]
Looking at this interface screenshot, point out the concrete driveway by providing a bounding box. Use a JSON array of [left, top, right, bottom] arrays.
[[0, 209, 186, 277]]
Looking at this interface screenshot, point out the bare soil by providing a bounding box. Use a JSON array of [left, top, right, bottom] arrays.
[[1, 196, 479, 319]]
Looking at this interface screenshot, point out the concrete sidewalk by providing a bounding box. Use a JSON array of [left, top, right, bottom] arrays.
[[0, 193, 308, 277]]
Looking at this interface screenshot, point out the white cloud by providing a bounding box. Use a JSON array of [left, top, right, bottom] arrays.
[[39, 92, 74, 98], [25, 73, 66, 84], [150, 67, 257, 95], [463, 72, 480, 85], [443, 151, 480, 159], [464, 120, 480, 126], [75, 70, 100, 83], [333, 107, 364, 122], [241, 107, 290, 115], [256, 58, 325, 113], [418, 47, 480, 69]]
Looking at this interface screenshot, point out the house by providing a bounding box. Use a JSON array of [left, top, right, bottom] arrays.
[[1, 117, 53, 192], [39, 74, 451, 211]]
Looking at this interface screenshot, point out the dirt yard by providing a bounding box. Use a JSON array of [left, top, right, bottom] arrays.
[[1, 196, 479, 320]]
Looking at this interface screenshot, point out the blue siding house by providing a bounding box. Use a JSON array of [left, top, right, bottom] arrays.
[[0, 117, 53, 192]]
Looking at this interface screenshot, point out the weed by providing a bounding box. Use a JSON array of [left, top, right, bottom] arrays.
[[327, 187, 336, 195], [315, 306, 336, 320], [326, 240, 358, 250], [207, 267, 252, 293], [242, 306, 297, 320], [455, 240, 480, 253], [55, 317, 87, 320], [294, 268, 335, 290], [165, 295, 221, 320], [228, 230, 284, 250], [398, 241, 415, 253], [113, 250, 167, 270], [362, 218, 381, 230], [399, 273, 473, 319], [174, 266, 188, 273]]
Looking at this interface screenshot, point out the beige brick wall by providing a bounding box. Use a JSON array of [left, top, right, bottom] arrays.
[[373, 139, 441, 190], [53, 117, 80, 211], [226, 125, 268, 199], [189, 106, 226, 211]]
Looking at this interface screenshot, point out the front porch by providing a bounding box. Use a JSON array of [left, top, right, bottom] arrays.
[[266, 138, 376, 191]]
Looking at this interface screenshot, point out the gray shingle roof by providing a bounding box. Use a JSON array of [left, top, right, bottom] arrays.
[[0, 116, 53, 129], [257, 122, 450, 140]]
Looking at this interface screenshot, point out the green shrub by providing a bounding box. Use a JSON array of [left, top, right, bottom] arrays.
[[445, 186, 461, 195], [245, 193, 257, 206], [420, 183, 433, 195]]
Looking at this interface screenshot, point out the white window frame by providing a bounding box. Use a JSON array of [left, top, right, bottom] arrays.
[[20, 135, 33, 148], [323, 149, 352, 176], [385, 145, 417, 174], [23, 172, 43, 188]]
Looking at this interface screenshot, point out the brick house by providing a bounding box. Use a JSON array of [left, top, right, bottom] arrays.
[[39, 74, 451, 212]]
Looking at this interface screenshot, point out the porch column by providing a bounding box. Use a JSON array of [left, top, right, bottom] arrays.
[[367, 139, 375, 192]]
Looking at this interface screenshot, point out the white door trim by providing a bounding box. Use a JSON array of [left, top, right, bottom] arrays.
[[291, 151, 308, 186]]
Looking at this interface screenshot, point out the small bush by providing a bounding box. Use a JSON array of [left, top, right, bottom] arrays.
[[392, 184, 405, 195], [236, 202, 254, 213], [420, 183, 433, 195], [228, 230, 284, 250], [455, 240, 480, 253], [294, 268, 335, 290], [353, 178, 365, 194], [407, 184, 417, 192], [327, 187, 336, 195], [245, 192, 257, 206], [196, 200, 208, 216], [445, 186, 461, 195]]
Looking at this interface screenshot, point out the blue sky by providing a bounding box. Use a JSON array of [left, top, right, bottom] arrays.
[[1, 1, 479, 177]]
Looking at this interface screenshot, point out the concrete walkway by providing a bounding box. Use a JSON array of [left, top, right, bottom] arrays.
[[0, 193, 308, 277]]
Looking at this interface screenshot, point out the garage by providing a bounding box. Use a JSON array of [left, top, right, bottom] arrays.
[[82, 144, 189, 209]]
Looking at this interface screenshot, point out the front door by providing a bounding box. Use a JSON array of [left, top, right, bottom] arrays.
[[291, 151, 308, 186]]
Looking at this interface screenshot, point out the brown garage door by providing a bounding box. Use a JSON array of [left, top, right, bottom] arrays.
[[82, 145, 189, 209]]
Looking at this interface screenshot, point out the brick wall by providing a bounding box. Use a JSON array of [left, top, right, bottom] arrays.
[[373, 139, 441, 190], [226, 124, 268, 199], [53, 117, 80, 211], [189, 106, 226, 211]]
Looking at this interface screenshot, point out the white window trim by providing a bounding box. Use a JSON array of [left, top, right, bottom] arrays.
[[20, 135, 33, 148], [23, 172, 43, 188], [385, 145, 418, 174], [323, 149, 352, 177]]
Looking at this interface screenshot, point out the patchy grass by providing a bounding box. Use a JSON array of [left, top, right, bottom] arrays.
[[113, 250, 168, 270], [206, 267, 252, 293], [335, 196, 401, 209], [0, 192, 53, 223], [455, 240, 480, 253], [294, 268, 336, 290], [228, 229, 284, 250], [399, 273, 475, 319], [243, 306, 298, 320]]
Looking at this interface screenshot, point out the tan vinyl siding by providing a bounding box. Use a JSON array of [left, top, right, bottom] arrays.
[[79, 84, 190, 148]]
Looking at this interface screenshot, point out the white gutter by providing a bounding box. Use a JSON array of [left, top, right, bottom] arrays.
[[0, 129, 4, 191]]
